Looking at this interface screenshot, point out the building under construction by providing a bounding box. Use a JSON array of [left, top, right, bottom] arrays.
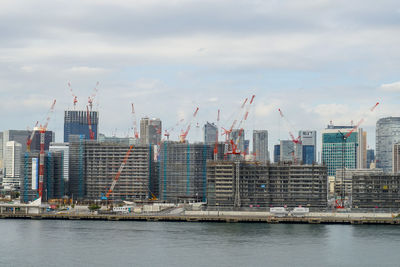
[[69, 136, 155, 201], [158, 141, 224, 203], [352, 173, 400, 209], [207, 161, 327, 209], [20, 151, 64, 203]]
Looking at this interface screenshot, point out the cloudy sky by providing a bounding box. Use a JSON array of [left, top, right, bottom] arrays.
[[1, 0, 400, 153]]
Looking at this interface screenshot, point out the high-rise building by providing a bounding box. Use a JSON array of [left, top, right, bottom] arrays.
[[280, 140, 301, 163], [3, 141, 22, 189], [64, 110, 99, 142], [273, 144, 280, 163], [376, 117, 400, 172], [0, 132, 3, 170], [30, 129, 55, 152], [3, 130, 30, 171], [253, 130, 268, 162], [203, 122, 217, 144], [322, 125, 367, 177], [69, 137, 155, 201], [20, 151, 64, 202], [159, 142, 224, 202], [49, 143, 69, 182], [367, 149, 375, 168], [393, 144, 400, 173], [299, 130, 316, 164], [231, 129, 245, 154], [140, 117, 162, 145]]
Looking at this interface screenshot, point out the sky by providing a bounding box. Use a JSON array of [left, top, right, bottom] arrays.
[[1, 0, 400, 154]]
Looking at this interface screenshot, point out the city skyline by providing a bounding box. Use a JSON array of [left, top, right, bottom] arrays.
[[1, 0, 400, 152]]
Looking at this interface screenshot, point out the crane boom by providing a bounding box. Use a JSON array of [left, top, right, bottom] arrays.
[[179, 107, 199, 143], [68, 82, 78, 108], [26, 121, 39, 152], [86, 106, 95, 140], [105, 145, 134, 198], [88, 81, 99, 111], [131, 103, 139, 139]]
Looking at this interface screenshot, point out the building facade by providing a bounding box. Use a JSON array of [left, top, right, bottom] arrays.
[[321, 125, 366, 176], [159, 142, 224, 202], [367, 149, 375, 168], [207, 161, 327, 209], [140, 117, 162, 145], [273, 144, 280, 163], [203, 122, 218, 144], [64, 110, 99, 142], [253, 130, 268, 162], [3, 141, 22, 189], [20, 151, 64, 202], [299, 130, 316, 164], [376, 117, 400, 172], [69, 137, 155, 201]]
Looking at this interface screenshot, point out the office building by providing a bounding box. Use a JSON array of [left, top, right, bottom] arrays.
[[273, 144, 280, 163], [280, 140, 302, 163], [30, 130, 55, 151], [376, 117, 400, 172], [3, 141, 22, 189], [140, 117, 162, 145], [367, 149, 375, 168], [64, 110, 98, 142], [299, 130, 316, 164], [203, 122, 217, 144], [321, 125, 366, 176], [253, 130, 268, 162], [49, 143, 69, 182]]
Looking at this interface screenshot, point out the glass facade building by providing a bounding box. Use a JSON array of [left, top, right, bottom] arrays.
[[322, 125, 366, 176], [253, 130, 268, 162], [299, 130, 317, 164], [376, 117, 400, 172], [64, 110, 98, 142]]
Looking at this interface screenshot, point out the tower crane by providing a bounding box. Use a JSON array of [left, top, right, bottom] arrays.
[[231, 95, 255, 155], [213, 109, 220, 161], [26, 121, 39, 152], [278, 108, 302, 164], [335, 101, 379, 209], [38, 99, 57, 199], [67, 82, 78, 109], [105, 145, 134, 199], [131, 103, 139, 140], [164, 118, 184, 141], [88, 81, 99, 111], [86, 106, 95, 140], [179, 107, 199, 143]]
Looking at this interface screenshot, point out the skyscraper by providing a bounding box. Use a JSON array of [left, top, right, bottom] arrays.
[[231, 129, 245, 154], [280, 140, 302, 163], [140, 117, 162, 145], [3, 141, 22, 189], [64, 110, 99, 142], [299, 130, 316, 164], [253, 130, 268, 162], [376, 117, 400, 172], [367, 149, 375, 168], [273, 144, 280, 163], [322, 125, 366, 176], [203, 122, 217, 144]]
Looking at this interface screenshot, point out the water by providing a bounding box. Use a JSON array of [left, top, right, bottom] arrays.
[[0, 220, 399, 267]]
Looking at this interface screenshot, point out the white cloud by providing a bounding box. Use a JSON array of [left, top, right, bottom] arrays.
[[379, 81, 400, 92]]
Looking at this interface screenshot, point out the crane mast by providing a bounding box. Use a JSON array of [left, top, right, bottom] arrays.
[[38, 99, 56, 199]]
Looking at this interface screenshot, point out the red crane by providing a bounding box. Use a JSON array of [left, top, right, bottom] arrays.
[[26, 121, 39, 152], [131, 103, 139, 139], [88, 81, 99, 111], [38, 99, 56, 199], [105, 145, 134, 199], [179, 107, 200, 143], [67, 82, 78, 109], [213, 109, 220, 161], [86, 106, 95, 140]]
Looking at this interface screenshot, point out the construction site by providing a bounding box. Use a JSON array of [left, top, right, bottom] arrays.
[[207, 161, 327, 209]]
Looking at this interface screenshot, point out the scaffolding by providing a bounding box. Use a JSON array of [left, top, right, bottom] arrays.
[[207, 161, 327, 209], [159, 142, 224, 203]]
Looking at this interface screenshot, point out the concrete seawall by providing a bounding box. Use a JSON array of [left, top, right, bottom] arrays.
[[1, 213, 399, 225]]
